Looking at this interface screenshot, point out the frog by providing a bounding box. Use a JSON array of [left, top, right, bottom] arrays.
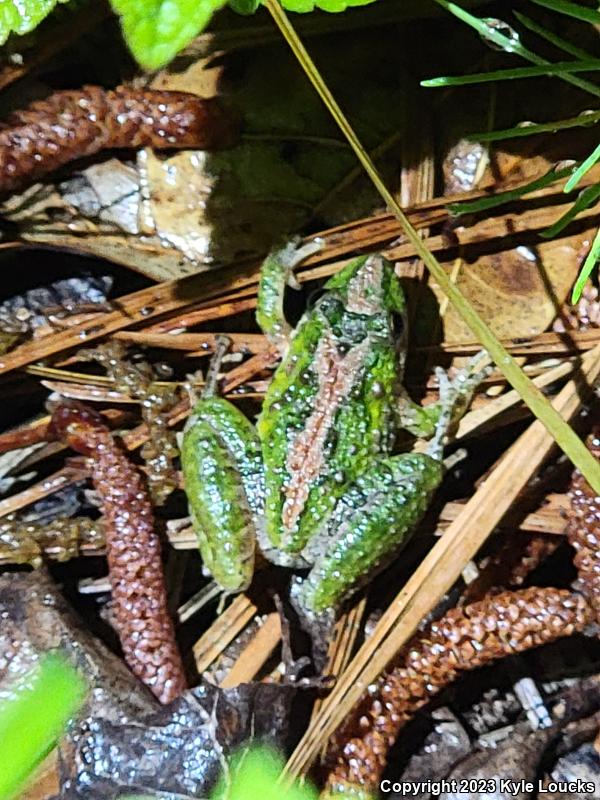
[[181, 241, 487, 619]]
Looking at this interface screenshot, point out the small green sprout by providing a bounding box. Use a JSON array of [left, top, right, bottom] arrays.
[[211, 746, 319, 800], [0, 653, 86, 800]]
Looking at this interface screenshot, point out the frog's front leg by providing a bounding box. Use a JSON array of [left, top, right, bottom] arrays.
[[425, 354, 490, 459], [256, 238, 322, 354], [397, 353, 489, 447], [292, 453, 443, 617]]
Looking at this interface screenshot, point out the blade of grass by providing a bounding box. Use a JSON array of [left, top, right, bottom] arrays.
[[564, 142, 600, 191], [541, 182, 600, 237], [433, 0, 600, 98], [447, 164, 575, 215], [572, 224, 600, 301], [471, 109, 600, 141], [264, 0, 600, 495], [528, 0, 600, 24], [514, 10, 597, 60], [422, 59, 600, 87]]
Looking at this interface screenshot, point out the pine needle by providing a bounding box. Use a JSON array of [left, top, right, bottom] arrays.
[[471, 109, 600, 142], [564, 142, 600, 192], [422, 59, 600, 88], [514, 10, 596, 60], [432, 0, 600, 98], [572, 225, 600, 302], [528, 0, 600, 25]]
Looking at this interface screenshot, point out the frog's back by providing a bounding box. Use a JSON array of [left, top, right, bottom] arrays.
[[257, 254, 405, 554]]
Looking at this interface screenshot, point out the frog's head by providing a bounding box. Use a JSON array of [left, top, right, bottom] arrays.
[[318, 254, 407, 346], [324, 253, 405, 314]]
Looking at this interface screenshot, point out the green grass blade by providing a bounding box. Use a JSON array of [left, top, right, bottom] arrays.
[[265, 0, 600, 493], [514, 11, 597, 60], [422, 59, 600, 87], [433, 0, 600, 98], [541, 182, 600, 238], [470, 109, 600, 142], [564, 142, 600, 191], [0, 654, 86, 800], [528, 0, 600, 24], [447, 164, 575, 215], [572, 224, 600, 301]]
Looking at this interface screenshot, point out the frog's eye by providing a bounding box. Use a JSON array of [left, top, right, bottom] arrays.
[[310, 293, 344, 323], [392, 311, 406, 338], [307, 286, 327, 308]]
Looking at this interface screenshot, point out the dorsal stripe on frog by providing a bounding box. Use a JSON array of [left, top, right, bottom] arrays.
[[281, 331, 370, 537], [345, 252, 385, 315]]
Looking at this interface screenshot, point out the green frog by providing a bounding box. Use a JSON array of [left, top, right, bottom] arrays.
[[181, 242, 486, 618]]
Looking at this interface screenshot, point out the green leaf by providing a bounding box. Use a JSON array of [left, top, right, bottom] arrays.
[[572, 224, 600, 301], [446, 164, 576, 215], [0, 654, 86, 800], [0, 0, 71, 46], [108, 0, 228, 70], [110, 0, 378, 67], [541, 182, 600, 238], [228, 0, 261, 14], [280, 0, 375, 11], [528, 0, 600, 24], [422, 59, 600, 88]]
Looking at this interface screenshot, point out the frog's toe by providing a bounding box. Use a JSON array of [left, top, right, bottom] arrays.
[[276, 237, 323, 272], [455, 351, 493, 390], [440, 353, 491, 404]]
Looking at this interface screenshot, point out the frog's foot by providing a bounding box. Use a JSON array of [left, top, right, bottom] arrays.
[[428, 351, 491, 460], [270, 592, 335, 685], [257, 237, 323, 352], [289, 576, 336, 672], [279, 237, 323, 287]]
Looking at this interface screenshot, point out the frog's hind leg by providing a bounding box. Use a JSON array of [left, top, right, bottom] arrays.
[[257, 238, 322, 354], [291, 453, 443, 618], [181, 338, 265, 595]]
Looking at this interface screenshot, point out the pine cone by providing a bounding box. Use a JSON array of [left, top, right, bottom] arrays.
[[566, 430, 600, 620], [324, 588, 592, 796]]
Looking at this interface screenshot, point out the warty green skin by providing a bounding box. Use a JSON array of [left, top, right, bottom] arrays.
[[182, 248, 477, 615], [257, 287, 403, 556], [296, 453, 442, 612], [181, 396, 263, 593]]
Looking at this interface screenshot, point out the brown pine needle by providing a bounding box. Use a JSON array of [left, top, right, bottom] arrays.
[[192, 594, 257, 674], [219, 612, 282, 688], [311, 598, 367, 727]]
